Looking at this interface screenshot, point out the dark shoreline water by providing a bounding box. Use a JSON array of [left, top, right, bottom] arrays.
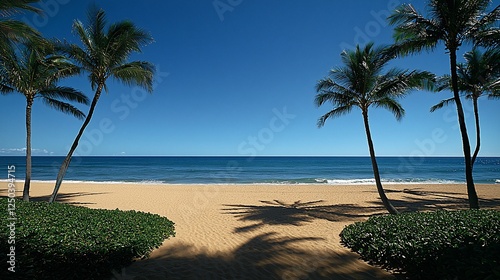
[[0, 156, 499, 185]]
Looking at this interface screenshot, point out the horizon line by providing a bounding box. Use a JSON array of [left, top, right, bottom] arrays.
[[2, 154, 500, 158]]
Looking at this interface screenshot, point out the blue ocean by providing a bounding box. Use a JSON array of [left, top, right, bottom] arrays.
[[0, 156, 499, 185]]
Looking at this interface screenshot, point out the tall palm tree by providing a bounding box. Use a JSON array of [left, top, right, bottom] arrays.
[[388, 0, 500, 209], [431, 48, 500, 165], [0, 42, 89, 201], [49, 7, 155, 203], [315, 43, 434, 215], [0, 0, 41, 46]]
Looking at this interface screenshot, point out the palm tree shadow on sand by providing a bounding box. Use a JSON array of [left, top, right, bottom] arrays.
[[0, 189, 104, 205], [116, 232, 392, 280], [222, 200, 382, 233], [32, 192, 104, 205], [117, 201, 394, 279], [376, 188, 500, 212]]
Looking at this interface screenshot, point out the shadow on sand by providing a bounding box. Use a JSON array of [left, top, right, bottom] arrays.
[[114, 200, 393, 279], [220, 187, 500, 235], [116, 232, 392, 280], [122, 191, 498, 279], [222, 200, 381, 233], [380, 187, 500, 212], [0, 189, 104, 205]]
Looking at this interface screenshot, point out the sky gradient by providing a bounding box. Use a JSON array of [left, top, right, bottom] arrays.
[[1, 0, 499, 157]]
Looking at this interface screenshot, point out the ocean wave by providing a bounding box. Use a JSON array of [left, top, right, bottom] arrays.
[[137, 180, 167, 185], [312, 178, 461, 185], [327, 179, 376, 185], [496, 179, 500, 184], [313, 178, 377, 185]]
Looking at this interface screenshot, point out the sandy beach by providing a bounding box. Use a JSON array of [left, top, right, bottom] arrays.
[[4, 182, 499, 279]]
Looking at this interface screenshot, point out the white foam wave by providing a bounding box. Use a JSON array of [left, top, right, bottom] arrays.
[[137, 180, 167, 185], [496, 179, 500, 184], [314, 178, 462, 185], [325, 179, 376, 185]]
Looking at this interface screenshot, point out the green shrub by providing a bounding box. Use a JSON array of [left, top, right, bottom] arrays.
[[1, 197, 175, 280], [340, 210, 500, 280]]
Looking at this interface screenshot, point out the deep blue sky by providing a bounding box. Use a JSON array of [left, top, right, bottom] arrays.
[[1, 0, 499, 156]]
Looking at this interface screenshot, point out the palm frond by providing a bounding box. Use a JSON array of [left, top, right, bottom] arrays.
[[54, 40, 94, 72], [407, 70, 436, 91], [390, 38, 440, 57], [373, 97, 405, 121], [469, 4, 500, 47], [474, 27, 500, 48], [430, 97, 455, 112], [317, 104, 354, 128], [314, 91, 351, 108], [0, 81, 15, 94], [375, 69, 436, 98], [0, 0, 42, 16], [41, 97, 86, 120], [388, 3, 442, 55], [106, 21, 153, 62], [0, 20, 41, 42], [388, 4, 421, 27], [72, 19, 94, 57], [487, 92, 500, 99], [110, 61, 155, 92], [328, 67, 355, 89], [315, 77, 353, 95], [0, 39, 19, 69], [435, 75, 452, 92], [40, 86, 89, 105], [86, 5, 107, 51], [0, 40, 25, 91], [370, 44, 395, 71]]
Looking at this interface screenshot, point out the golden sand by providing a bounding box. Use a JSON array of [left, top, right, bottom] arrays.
[[4, 183, 499, 279]]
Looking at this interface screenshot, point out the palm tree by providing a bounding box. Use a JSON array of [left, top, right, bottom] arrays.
[[49, 7, 155, 203], [0, 42, 89, 201], [0, 0, 42, 46], [431, 48, 500, 166], [388, 0, 500, 209], [315, 43, 434, 215]]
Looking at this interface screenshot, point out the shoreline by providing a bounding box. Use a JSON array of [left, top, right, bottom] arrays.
[[2, 179, 499, 186], [3, 183, 499, 279]]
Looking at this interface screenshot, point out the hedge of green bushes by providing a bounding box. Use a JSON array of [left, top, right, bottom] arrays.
[[1, 197, 175, 280], [340, 210, 500, 279]]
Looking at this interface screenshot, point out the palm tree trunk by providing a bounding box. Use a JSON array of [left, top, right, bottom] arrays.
[[362, 110, 398, 215], [449, 48, 479, 209], [49, 85, 103, 203], [23, 98, 33, 202], [471, 97, 480, 166]]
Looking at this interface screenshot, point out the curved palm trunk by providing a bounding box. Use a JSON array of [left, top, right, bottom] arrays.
[[23, 98, 33, 201], [49, 85, 103, 203], [449, 49, 479, 209], [471, 97, 480, 166], [362, 110, 399, 215]]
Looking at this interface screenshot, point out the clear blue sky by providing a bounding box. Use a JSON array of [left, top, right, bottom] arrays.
[[1, 0, 499, 156]]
